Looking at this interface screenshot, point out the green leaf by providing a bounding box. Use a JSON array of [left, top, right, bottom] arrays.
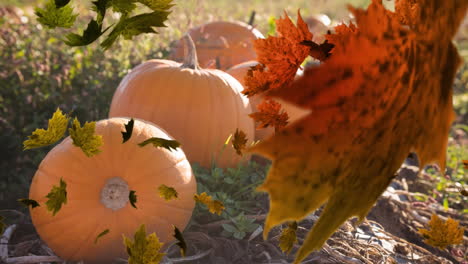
[[0, 216, 5, 234], [122, 118, 134, 143], [17, 198, 40, 209], [64, 20, 110, 46], [69, 118, 103, 157], [173, 226, 187, 257], [222, 223, 238, 233], [45, 178, 67, 216], [35, 0, 77, 29], [158, 184, 178, 201], [123, 224, 166, 264], [110, 0, 137, 14], [137, 0, 174, 11], [23, 108, 69, 150], [91, 0, 110, 24], [55, 0, 71, 8], [138, 137, 180, 151], [129, 190, 137, 208], [95, 229, 110, 244], [101, 10, 171, 50]]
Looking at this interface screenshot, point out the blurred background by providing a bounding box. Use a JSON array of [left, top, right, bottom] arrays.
[[0, 0, 466, 212]]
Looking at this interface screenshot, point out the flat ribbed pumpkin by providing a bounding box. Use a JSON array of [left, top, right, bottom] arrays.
[[226, 60, 308, 141], [109, 35, 254, 168], [169, 21, 264, 70], [29, 117, 196, 264]]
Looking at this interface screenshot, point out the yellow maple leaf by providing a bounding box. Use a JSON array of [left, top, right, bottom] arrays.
[[279, 221, 298, 254], [418, 214, 464, 250], [123, 224, 165, 264], [248, 0, 468, 263], [69, 118, 103, 157], [23, 108, 69, 150], [194, 192, 225, 215], [158, 184, 178, 201]]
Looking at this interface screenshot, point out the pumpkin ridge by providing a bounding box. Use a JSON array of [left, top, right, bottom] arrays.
[[128, 158, 188, 186]]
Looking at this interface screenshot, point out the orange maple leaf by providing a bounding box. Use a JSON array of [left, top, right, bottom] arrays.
[[243, 10, 313, 97], [232, 129, 248, 156], [248, 0, 468, 263], [418, 214, 464, 250], [249, 99, 289, 132]]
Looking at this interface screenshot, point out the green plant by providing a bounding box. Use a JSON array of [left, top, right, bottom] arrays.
[[191, 160, 268, 239], [221, 212, 259, 239]]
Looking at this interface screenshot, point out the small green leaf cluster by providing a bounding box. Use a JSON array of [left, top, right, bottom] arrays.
[[34, 0, 174, 49], [221, 212, 259, 239]]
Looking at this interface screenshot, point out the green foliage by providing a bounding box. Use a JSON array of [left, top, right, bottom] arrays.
[[122, 118, 134, 143], [17, 198, 40, 209], [192, 161, 268, 239], [34, 0, 77, 29], [34, 0, 174, 49], [221, 212, 259, 239], [95, 228, 110, 244], [138, 137, 180, 151], [45, 178, 67, 216]]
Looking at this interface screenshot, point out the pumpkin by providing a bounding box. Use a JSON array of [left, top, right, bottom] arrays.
[[109, 35, 254, 168], [168, 21, 264, 70], [226, 60, 309, 141], [29, 117, 196, 264]]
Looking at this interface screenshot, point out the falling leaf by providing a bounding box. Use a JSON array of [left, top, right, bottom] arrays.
[[243, 10, 313, 97], [208, 200, 225, 215], [418, 214, 463, 249], [193, 192, 212, 204], [158, 184, 178, 201], [249, 99, 289, 131], [69, 118, 103, 157], [64, 19, 110, 46], [123, 224, 165, 264], [279, 221, 298, 254], [17, 198, 40, 209], [23, 108, 69, 150], [138, 137, 180, 151], [101, 10, 171, 50], [173, 226, 187, 257], [248, 0, 468, 263], [129, 190, 137, 209], [194, 192, 225, 215], [0, 216, 5, 234], [463, 160, 468, 169], [45, 178, 67, 216], [300, 40, 334, 62], [95, 229, 110, 244], [34, 0, 77, 29], [122, 118, 135, 143], [232, 129, 248, 156]]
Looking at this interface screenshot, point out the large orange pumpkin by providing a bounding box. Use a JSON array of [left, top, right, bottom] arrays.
[[29, 118, 196, 264], [109, 36, 254, 168], [226, 60, 309, 141], [169, 21, 264, 70]]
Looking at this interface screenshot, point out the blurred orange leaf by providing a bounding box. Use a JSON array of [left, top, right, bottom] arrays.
[[418, 214, 464, 250]]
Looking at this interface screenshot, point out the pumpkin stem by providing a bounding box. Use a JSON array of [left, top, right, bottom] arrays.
[[100, 177, 130, 211], [181, 34, 201, 70]]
